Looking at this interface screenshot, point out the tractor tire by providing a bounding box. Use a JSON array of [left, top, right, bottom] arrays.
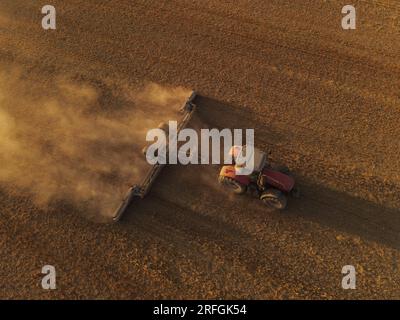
[[260, 188, 287, 210], [218, 176, 247, 195]]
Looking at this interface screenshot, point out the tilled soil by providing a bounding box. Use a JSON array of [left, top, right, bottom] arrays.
[[0, 0, 399, 299]]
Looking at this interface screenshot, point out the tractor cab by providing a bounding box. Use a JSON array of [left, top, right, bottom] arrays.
[[228, 145, 267, 175], [220, 145, 299, 211]]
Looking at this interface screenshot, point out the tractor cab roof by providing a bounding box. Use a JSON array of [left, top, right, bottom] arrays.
[[229, 145, 267, 173]]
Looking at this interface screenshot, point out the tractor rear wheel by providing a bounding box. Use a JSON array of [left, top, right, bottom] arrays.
[[218, 176, 247, 195], [260, 188, 287, 210]]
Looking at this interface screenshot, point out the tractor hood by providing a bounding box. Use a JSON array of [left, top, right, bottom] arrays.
[[262, 169, 295, 193]]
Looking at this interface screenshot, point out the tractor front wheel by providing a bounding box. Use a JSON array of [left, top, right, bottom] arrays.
[[218, 176, 247, 195], [260, 189, 287, 210]]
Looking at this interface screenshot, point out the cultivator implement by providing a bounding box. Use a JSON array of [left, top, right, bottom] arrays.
[[112, 91, 197, 221]]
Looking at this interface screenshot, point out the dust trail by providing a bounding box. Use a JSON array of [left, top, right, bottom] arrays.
[[0, 65, 191, 219]]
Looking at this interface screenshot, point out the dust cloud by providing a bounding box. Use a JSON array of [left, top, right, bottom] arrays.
[[0, 65, 191, 219]]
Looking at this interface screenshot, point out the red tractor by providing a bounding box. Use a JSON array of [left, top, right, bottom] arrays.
[[218, 145, 299, 210]]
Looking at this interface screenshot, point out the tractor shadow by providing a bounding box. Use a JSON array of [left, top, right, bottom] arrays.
[[288, 179, 400, 250], [192, 95, 400, 250]]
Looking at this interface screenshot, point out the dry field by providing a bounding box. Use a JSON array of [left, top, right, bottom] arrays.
[[0, 0, 399, 299]]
